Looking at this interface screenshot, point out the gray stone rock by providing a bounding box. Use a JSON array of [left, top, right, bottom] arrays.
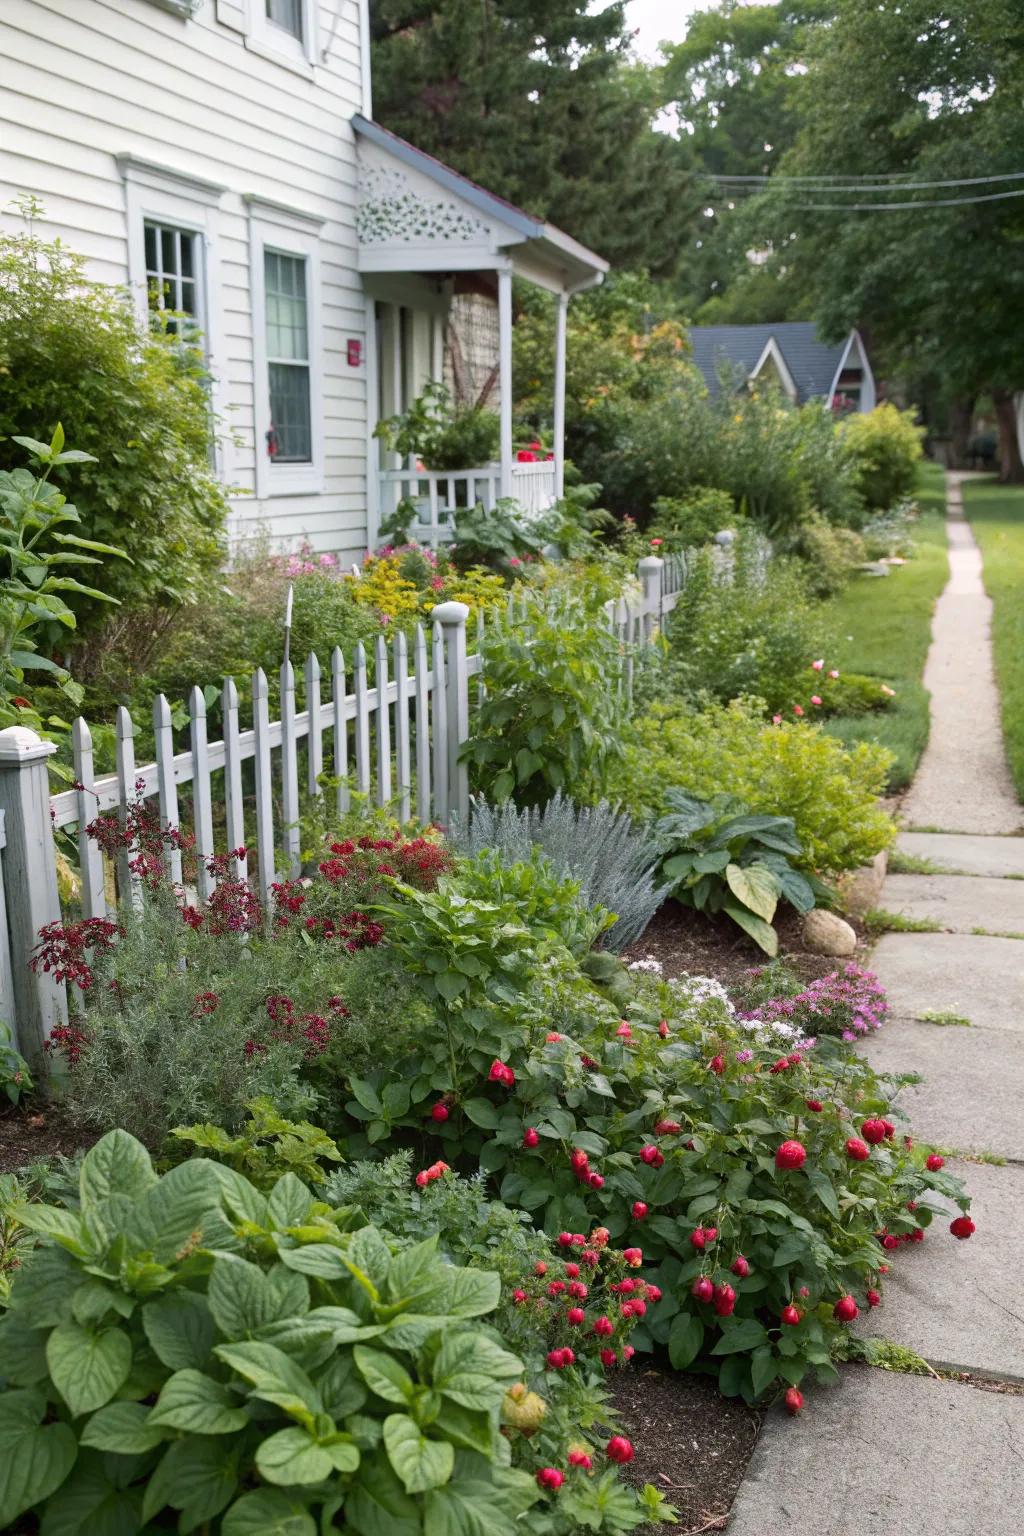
[[857, 1160, 1024, 1381], [897, 831, 1024, 879], [881, 873, 1024, 935], [727, 1368, 1024, 1536], [837, 849, 888, 919], [870, 933, 1024, 1032], [861, 1019, 1024, 1162], [802, 909, 857, 956]]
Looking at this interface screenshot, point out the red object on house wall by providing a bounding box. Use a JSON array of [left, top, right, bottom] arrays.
[[347, 339, 362, 367]]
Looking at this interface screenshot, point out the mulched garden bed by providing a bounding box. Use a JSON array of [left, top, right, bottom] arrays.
[[0, 1101, 93, 1176], [624, 897, 871, 993], [613, 1361, 761, 1533]]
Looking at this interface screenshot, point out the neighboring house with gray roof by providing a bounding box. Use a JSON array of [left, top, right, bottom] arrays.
[[688, 322, 877, 413]]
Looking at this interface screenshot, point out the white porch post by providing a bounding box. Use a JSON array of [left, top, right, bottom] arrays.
[[498, 268, 514, 499], [364, 294, 380, 552], [553, 289, 569, 500]]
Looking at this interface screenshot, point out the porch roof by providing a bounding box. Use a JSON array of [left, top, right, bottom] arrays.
[[353, 115, 609, 295]]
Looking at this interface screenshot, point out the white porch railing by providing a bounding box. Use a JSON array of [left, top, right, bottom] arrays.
[[377, 460, 559, 548]]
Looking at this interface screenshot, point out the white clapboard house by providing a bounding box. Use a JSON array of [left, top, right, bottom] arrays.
[[0, 0, 608, 557]]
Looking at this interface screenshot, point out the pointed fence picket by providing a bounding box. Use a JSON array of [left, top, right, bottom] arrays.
[[0, 550, 712, 1058]]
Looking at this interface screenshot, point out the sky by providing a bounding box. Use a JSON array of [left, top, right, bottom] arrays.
[[620, 0, 705, 60]]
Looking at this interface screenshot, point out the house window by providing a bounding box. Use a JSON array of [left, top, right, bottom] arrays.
[[264, 249, 312, 463], [144, 221, 202, 333], [266, 0, 303, 41]]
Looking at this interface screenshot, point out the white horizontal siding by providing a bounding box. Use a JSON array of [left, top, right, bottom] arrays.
[[0, 0, 371, 555]]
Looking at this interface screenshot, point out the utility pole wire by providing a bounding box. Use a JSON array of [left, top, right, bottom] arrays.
[[789, 187, 1024, 210], [709, 169, 1024, 190]]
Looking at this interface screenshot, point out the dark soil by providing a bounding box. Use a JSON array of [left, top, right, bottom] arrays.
[[0, 1100, 93, 1176], [625, 898, 870, 992], [613, 1362, 761, 1533]]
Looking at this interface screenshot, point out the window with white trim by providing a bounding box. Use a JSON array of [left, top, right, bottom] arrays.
[[144, 220, 203, 336], [244, 0, 316, 68], [266, 0, 303, 41], [264, 249, 312, 463], [249, 202, 324, 498]]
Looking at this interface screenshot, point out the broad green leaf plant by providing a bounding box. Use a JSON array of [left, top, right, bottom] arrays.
[[656, 791, 830, 956], [0, 424, 127, 737], [0, 1128, 540, 1533]]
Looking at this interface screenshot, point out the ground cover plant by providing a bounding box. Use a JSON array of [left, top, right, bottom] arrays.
[[820, 462, 949, 790], [962, 475, 1024, 797]]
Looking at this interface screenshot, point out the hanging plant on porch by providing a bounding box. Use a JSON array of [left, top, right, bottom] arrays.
[[375, 381, 500, 472]]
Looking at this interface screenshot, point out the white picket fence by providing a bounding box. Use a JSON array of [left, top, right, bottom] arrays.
[[0, 554, 687, 1064]]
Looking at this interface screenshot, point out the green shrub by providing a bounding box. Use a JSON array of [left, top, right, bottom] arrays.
[[649, 487, 737, 550], [841, 405, 925, 513], [612, 701, 895, 874], [662, 534, 834, 715], [0, 215, 226, 645], [462, 589, 627, 806], [375, 381, 500, 472], [0, 1129, 540, 1533], [782, 515, 866, 598], [451, 848, 614, 960], [655, 792, 828, 956]]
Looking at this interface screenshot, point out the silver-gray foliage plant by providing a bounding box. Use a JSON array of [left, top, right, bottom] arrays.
[[454, 791, 664, 952]]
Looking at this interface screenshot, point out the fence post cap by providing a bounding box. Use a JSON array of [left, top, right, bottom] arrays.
[[0, 726, 58, 764], [430, 600, 470, 627], [637, 554, 665, 573]]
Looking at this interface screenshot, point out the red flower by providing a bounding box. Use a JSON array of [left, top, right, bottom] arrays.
[[833, 1295, 858, 1322], [926, 1153, 944, 1171], [593, 1316, 614, 1337], [600, 1348, 617, 1367], [536, 1467, 564, 1490], [430, 1102, 449, 1123], [731, 1255, 751, 1278], [861, 1118, 887, 1145], [846, 1138, 870, 1162], [781, 1304, 801, 1327], [950, 1216, 975, 1239], [488, 1058, 515, 1087], [568, 1450, 592, 1469], [567, 1307, 585, 1326], [709, 1054, 725, 1074], [713, 1283, 736, 1317], [623, 1247, 642, 1267], [606, 1436, 634, 1465], [653, 1119, 681, 1135], [866, 1289, 881, 1308], [523, 1127, 540, 1148], [805, 1099, 824, 1113], [639, 1144, 664, 1167], [784, 1387, 804, 1416], [631, 1201, 648, 1221]]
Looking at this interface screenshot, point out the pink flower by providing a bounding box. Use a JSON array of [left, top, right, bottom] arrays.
[[793, 704, 805, 717], [811, 659, 824, 671], [650, 537, 663, 546], [810, 695, 822, 706], [772, 713, 782, 725], [829, 669, 839, 679], [509, 556, 522, 568]]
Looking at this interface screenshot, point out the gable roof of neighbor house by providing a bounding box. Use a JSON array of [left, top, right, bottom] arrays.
[[688, 322, 857, 403], [352, 115, 609, 291]]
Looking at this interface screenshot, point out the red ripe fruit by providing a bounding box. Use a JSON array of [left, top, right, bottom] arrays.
[[926, 1153, 945, 1171], [950, 1216, 976, 1239], [784, 1387, 804, 1417], [623, 1247, 643, 1267], [704, 1227, 718, 1244], [567, 1307, 585, 1326], [775, 1140, 807, 1171], [709, 1054, 725, 1074], [713, 1283, 736, 1317], [805, 1099, 824, 1113], [548, 1281, 566, 1297], [781, 1304, 801, 1327], [639, 1144, 664, 1167], [523, 1127, 540, 1148], [568, 1450, 592, 1469], [881, 1234, 900, 1251], [882, 1119, 896, 1138], [689, 1227, 707, 1251], [570, 1149, 589, 1173], [616, 1278, 636, 1295], [599, 1348, 617, 1367], [513, 1289, 527, 1304], [632, 1201, 649, 1221], [568, 1282, 588, 1300], [557, 1232, 574, 1249], [588, 1172, 605, 1189], [653, 1119, 681, 1135], [861, 1118, 886, 1145], [731, 1255, 751, 1278], [536, 1467, 564, 1490], [564, 1262, 580, 1279], [593, 1315, 614, 1337], [866, 1289, 881, 1308], [833, 1295, 859, 1323], [606, 1436, 634, 1465], [646, 1284, 662, 1302], [910, 1227, 925, 1243], [430, 1102, 449, 1122], [846, 1138, 870, 1162], [692, 1276, 714, 1303]]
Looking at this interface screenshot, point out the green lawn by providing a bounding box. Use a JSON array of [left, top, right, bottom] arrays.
[[821, 461, 949, 790], [962, 476, 1024, 799]]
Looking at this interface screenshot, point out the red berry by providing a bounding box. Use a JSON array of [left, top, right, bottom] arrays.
[[632, 1201, 649, 1220], [564, 1262, 580, 1278], [704, 1227, 718, 1244], [781, 1304, 801, 1327], [846, 1137, 870, 1162], [861, 1118, 886, 1144], [567, 1307, 585, 1326], [523, 1127, 540, 1148], [568, 1282, 588, 1300], [570, 1149, 589, 1173], [882, 1119, 896, 1138], [805, 1099, 824, 1112], [689, 1227, 707, 1250], [623, 1247, 643, 1267], [606, 1436, 634, 1465], [784, 1387, 804, 1416], [557, 1232, 574, 1248], [616, 1021, 632, 1038], [926, 1153, 945, 1171], [513, 1289, 527, 1304], [537, 1467, 564, 1490], [600, 1348, 616, 1367], [430, 1102, 449, 1122], [709, 1054, 725, 1074], [866, 1289, 881, 1308], [415, 1171, 429, 1188], [881, 1234, 900, 1251], [731, 1255, 751, 1278], [588, 1172, 605, 1189], [653, 1119, 681, 1135], [910, 1227, 925, 1243], [534, 1262, 547, 1276], [639, 1144, 664, 1167], [646, 1284, 662, 1302], [593, 1315, 614, 1337], [775, 1140, 807, 1171], [833, 1295, 858, 1323], [713, 1283, 736, 1318], [950, 1215, 975, 1239], [692, 1276, 714, 1303], [548, 1281, 566, 1297], [568, 1450, 592, 1469], [770, 1057, 790, 1074]]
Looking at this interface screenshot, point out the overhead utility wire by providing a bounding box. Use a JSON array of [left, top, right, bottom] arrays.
[[709, 169, 1024, 189], [791, 187, 1024, 209]]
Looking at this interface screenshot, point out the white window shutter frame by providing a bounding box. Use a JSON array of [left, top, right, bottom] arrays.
[[216, 0, 247, 32]]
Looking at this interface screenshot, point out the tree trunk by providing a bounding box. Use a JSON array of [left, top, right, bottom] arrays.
[[992, 389, 1024, 483], [947, 394, 975, 469]]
